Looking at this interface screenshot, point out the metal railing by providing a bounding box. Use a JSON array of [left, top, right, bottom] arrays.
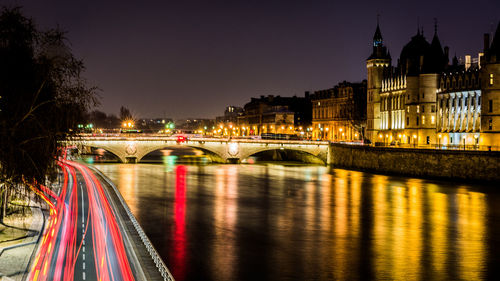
[[89, 167, 175, 281], [367, 142, 500, 151], [73, 134, 329, 145]]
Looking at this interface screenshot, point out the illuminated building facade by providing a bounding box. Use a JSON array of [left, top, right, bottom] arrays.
[[480, 23, 500, 147], [216, 106, 244, 124], [437, 61, 482, 146], [367, 20, 500, 147], [311, 81, 367, 141], [238, 94, 311, 136], [367, 22, 449, 145]]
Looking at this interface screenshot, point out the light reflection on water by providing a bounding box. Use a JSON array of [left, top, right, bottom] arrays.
[[93, 163, 499, 281]]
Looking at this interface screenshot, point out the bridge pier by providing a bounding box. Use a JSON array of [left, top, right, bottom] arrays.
[[327, 143, 332, 165], [125, 157, 137, 164], [225, 158, 240, 164]]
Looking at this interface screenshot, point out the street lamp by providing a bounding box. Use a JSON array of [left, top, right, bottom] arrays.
[[462, 135, 466, 150], [413, 134, 417, 148], [438, 134, 442, 148]]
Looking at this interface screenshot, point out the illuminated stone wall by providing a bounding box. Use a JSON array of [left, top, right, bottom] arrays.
[[330, 143, 500, 181]]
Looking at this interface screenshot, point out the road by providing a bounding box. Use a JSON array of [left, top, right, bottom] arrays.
[[28, 160, 137, 281]]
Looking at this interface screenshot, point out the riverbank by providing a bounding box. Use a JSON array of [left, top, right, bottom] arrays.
[[0, 198, 45, 281], [330, 143, 500, 182]]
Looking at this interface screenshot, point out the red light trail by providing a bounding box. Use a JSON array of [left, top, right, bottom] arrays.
[[27, 158, 136, 281]]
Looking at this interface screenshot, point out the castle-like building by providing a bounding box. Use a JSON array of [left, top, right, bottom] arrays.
[[366, 21, 500, 147]]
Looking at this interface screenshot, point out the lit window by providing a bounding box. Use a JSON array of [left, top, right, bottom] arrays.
[[422, 116, 425, 125], [431, 116, 435, 124], [490, 73, 494, 85], [417, 105, 420, 113]]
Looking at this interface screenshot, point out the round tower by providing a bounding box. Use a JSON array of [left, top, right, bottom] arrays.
[[480, 21, 500, 146], [366, 22, 391, 142]]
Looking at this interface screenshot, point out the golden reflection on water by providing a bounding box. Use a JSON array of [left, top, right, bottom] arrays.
[[457, 189, 486, 280], [430, 185, 448, 280], [332, 170, 349, 280], [116, 164, 138, 215], [93, 164, 490, 281], [373, 175, 390, 280], [212, 166, 237, 280], [369, 176, 487, 281]]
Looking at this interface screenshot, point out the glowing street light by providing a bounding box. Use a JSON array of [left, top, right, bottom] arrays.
[[122, 120, 135, 128]]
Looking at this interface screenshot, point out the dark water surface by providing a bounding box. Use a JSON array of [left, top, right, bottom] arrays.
[[93, 163, 500, 281]]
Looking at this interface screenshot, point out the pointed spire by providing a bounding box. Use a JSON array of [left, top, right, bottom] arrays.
[[373, 17, 383, 47], [434, 18, 438, 35], [368, 18, 390, 61], [452, 53, 458, 66], [417, 16, 420, 35], [487, 20, 500, 62]]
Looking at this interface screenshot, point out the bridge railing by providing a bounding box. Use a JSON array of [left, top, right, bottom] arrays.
[[73, 134, 330, 145]]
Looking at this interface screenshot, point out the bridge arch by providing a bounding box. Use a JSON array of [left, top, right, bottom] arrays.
[[239, 146, 327, 164], [137, 145, 225, 163], [77, 144, 124, 163]]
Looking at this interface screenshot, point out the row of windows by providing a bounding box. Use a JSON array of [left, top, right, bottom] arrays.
[[438, 95, 481, 111], [313, 106, 354, 119], [380, 95, 405, 111], [440, 75, 480, 91], [414, 105, 436, 113], [439, 73, 494, 91], [405, 115, 436, 126]]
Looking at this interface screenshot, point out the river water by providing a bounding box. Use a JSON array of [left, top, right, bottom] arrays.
[[92, 163, 500, 281]]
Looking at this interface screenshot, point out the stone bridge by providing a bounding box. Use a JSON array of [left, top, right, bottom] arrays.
[[69, 136, 331, 164]]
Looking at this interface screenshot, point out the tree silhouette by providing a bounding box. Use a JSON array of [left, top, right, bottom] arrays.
[[119, 106, 133, 121], [0, 7, 97, 219]]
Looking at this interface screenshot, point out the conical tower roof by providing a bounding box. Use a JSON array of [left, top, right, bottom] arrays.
[[368, 21, 391, 61], [373, 24, 383, 46], [487, 21, 500, 62], [424, 23, 446, 73]]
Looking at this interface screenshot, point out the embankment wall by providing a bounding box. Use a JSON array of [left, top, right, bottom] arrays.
[[330, 144, 500, 182]]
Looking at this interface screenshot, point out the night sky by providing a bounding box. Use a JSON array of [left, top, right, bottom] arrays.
[[7, 0, 500, 119]]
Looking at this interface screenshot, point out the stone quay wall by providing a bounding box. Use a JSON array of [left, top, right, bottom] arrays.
[[329, 144, 500, 182]]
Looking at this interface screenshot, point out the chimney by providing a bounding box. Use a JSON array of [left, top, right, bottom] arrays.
[[484, 33, 490, 52]]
